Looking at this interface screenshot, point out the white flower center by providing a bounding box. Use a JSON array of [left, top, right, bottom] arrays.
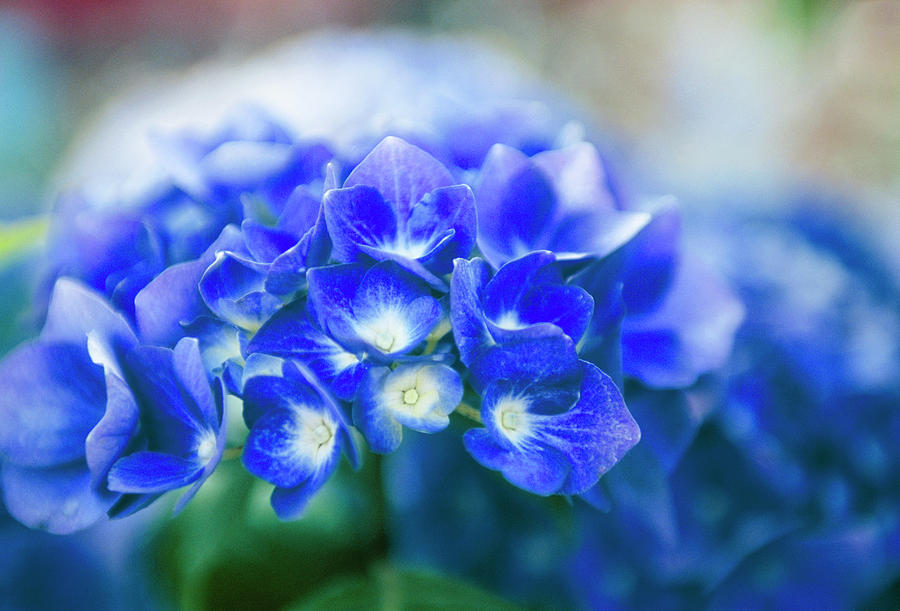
[[403, 388, 420, 405]]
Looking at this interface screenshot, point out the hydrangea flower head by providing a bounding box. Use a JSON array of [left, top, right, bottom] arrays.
[[324, 136, 476, 288]]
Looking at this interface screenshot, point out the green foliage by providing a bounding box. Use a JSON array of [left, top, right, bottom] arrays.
[[0, 216, 46, 355], [288, 563, 523, 611], [150, 456, 389, 611]]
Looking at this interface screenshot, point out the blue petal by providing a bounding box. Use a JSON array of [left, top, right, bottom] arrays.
[[134, 258, 210, 347], [350, 261, 441, 356], [323, 185, 397, 263], [0, 342, 105, 467], [343, 136, 454, 221], [622, 254, 745, 388], [472, 361, 639, 496], [449, 257, 493, 367], [543, 361, 640, 494], [107, 452, 202, 493], [269, 444, 341, 520], [546, 208, 651, 261], [242, 370, 323, 429], [200, 140, 296, 192], [619, 198, 681, 315], [41, 278, 138, 359], [531, 142, 618, 213], [241, 219, 300, 264], [468, 332, 580, 393], [516, 284, 594, 343], [355, 243, 448, 291], [242, 405, 337, 489], [354, 363, 462, 454], [199, 251, 281, 332], [1, 462, 114, 534], [85, 371, 141, 487], [172, 337, 219, 429], [482, 251, 559, 321], [406, 184, 477, 274], [135, 224, 245, 346], [354, 368, 403, 454], [306, 263, 368, 342], [463, 428, 571, 496], [475, 144, 557, 268], [174, 379, 228, 514], [123, 345, 208, 453], [247, 301, 365, 399]]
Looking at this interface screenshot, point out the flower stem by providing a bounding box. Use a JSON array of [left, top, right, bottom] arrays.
[[454, 401, 482, 424]]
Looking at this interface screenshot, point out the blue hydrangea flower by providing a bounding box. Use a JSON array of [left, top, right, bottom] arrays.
[[0, 279, 225, 532], [450, 252, 593, 388], [248, 260, 444, 401], [323, 136, 476, 289], [354, 362, 463, 454], [464, 354, 640, 496], [242, 359, 359, 519]]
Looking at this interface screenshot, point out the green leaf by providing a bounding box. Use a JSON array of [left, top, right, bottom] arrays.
[[0, 215, 46, 263], [288, 563, 523, 611]]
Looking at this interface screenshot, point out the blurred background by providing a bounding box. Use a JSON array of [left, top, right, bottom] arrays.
[[1, 1, 899, 609]]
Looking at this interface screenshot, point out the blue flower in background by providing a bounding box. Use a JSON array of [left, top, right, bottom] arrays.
[[474, 142, 650, 268], [242, 359, 360, 519], [324, 136, 476, 289]]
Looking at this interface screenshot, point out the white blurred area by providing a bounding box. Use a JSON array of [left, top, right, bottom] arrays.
[[21, 0, 898, 271]]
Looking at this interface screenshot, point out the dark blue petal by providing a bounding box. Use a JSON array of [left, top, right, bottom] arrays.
[[1, 462, 114, 534], [468, 332, 580, 393], [406, 184, 477, 274], [241, 220, 300, 264], [475, 144, 557, 268], [323, 185, 397, 263], [306, 263, 367, 339], [106, 452, 202, 493], [247, 302, 364, 398], [0, 342, 105, 467], [482, 251, 559, 321], [199, 251, 281, 332], [343, 136, 454, 221], [622, 254, 744, 388], [449, 257, 493, 367]]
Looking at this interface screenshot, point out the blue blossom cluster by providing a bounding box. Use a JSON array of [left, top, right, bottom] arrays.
[[0, 101, 741, 533]]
